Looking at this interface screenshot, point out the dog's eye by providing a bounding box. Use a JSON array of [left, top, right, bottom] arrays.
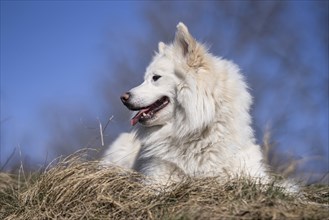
[[152, 75, 162, 82]]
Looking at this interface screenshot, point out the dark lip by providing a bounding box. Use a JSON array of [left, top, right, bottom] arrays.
[[147, 96, 170, 112], [124, 96, 169, 111], [129, 96, 170, 126], [139, 97, 170, 122]]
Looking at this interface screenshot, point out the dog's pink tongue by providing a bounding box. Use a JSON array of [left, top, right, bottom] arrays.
[[130, 116, 139, 126], [131, 108, 149, 126]]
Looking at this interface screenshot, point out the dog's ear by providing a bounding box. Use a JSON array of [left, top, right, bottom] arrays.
[[174, 22, 204, 68], [174, 22, 196, 57], [158, 42, 167, 53]]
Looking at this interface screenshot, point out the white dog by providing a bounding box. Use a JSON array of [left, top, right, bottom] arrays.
[[102, 22, 268, 185]]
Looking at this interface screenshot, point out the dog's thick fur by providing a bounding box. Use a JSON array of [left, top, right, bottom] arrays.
[[102, 23, 268, 185]]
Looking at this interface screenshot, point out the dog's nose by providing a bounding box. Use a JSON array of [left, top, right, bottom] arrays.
[[120, 92, 130, 104]]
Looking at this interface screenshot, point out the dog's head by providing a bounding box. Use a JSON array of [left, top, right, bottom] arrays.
[[120, 51, 176, 127], [121, 22, 215, 129]]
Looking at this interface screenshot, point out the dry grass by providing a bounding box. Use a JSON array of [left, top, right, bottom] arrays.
[[0, 151, 328, 220]]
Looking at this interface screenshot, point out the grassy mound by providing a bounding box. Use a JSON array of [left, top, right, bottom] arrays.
[[0, 153, 328, 219]]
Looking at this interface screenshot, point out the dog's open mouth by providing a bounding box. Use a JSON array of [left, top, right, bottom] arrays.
[[131, 96, 169, 126]]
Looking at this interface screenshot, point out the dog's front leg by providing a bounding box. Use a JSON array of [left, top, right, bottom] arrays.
[[134, 156, 186, 187]]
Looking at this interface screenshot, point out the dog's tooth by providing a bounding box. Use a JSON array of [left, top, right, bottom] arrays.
[[143, 113, 146, 117]]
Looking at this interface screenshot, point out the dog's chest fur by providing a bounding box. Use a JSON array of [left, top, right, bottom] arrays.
[[136, 123, 240, 177]]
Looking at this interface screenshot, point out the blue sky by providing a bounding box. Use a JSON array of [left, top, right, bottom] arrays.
[[1, 1, 145, 162]]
